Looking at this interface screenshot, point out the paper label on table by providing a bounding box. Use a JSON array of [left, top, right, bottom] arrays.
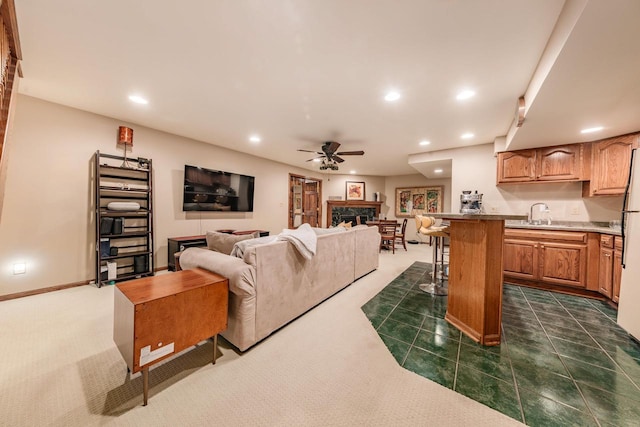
[[140, 342, 175, 366]]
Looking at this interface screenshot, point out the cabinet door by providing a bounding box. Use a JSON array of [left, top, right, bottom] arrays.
[[613, 237, 623, 303], [599, 247, 613, 298], [503, 239, 538, 281], [590, 135, 638, 195], [536, 145, 582, 181], [539, 242, 587, 288], [497, 150, 536, 183]]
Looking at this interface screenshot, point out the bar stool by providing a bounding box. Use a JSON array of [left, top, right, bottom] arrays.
[[414, 215, 450, 296]]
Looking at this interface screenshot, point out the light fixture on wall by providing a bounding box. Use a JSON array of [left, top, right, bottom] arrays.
[[118, 126, 134, 168]]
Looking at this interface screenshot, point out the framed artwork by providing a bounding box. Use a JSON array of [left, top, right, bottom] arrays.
[[395, 186, 443, 217], [346, 181, 365, 201]]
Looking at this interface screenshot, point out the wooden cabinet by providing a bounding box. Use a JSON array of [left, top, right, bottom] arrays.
[[539, 241, 588, 288], [503, 229, 598, 291], [583, 133, 639, 196], [613, 237, 623, 303], [503, 239, 537, 280], [536, 144, 585, 181], [497, 144, 586, 184], [599, 239, 614, 298], [600, 235, 623, 302], [113, 268, 228, 405], [497, 150, 537, 183]]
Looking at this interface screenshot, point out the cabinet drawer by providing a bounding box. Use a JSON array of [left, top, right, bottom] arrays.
[[505, 228, 587, 243], [600, 235, 614, 249]]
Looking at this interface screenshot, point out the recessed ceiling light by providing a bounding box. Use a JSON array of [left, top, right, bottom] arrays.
[[128, 95, 148, 105], [434, 169, 443, 174], [350, 170, 356, 174], [312, 158, 322, 162], [249, 135, 261, 143], [456, 90, 476, 101], [419, 140, 431, 146], [384, 91, 401, 102], [581, 126, 603, 134], [461, 132, 474, 139]]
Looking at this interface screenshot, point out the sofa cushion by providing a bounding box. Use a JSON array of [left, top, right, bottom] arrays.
[[206, 231, 254, 255]]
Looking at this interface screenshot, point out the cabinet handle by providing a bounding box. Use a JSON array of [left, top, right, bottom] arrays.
[[605, 253, 611, 257], [540, 245, 545, 249]]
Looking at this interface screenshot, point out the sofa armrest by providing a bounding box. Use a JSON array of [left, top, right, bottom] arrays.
[[179, 247, 256, 297]]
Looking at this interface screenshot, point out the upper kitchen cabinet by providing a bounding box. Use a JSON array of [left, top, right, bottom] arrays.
[[582, 133, 639, 197], [497, 144, 587, 185], [496, 149, 537, 183], [536, 144, 587, 181]]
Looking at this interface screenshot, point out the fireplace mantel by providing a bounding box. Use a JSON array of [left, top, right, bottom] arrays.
[[326, 200, 383, 226]]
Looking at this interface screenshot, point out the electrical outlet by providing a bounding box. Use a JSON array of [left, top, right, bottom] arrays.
[[490, 206, 499, 213], [570, 206, 580, 215]]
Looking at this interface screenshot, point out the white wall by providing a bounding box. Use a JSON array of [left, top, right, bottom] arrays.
[[0, 96, 384, 296], [409, 143, 623, 222]]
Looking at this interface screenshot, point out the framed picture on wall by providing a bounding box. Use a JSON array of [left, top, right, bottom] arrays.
[[395, 186, 443, 217], [346, 181, 365, 201]]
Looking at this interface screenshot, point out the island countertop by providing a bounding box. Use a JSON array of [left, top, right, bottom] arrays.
[[429, 213, 527, 221]]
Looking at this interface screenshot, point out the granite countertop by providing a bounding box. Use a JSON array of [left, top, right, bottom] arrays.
[[505, 220, 622, 235], [430, 213, 528, 221]]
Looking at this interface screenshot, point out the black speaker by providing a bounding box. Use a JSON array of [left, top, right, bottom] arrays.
[[112, 217, 124, 235], [134, 255, 148, 274], [100, 217, 114, 235]]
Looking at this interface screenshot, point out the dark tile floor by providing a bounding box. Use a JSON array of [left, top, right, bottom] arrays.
[[362, 261, 640, 426]]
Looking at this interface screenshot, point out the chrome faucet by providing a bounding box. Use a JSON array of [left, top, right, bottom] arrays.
[[529, 202, 550, 225]]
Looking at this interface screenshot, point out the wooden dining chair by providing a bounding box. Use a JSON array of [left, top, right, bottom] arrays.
[[379, 221, 397, 253], [394, 218, 408, 251]]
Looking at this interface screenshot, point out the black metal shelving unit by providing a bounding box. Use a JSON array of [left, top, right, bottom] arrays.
[[94, 151, 154, 287]]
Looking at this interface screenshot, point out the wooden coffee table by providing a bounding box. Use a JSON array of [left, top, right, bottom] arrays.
[[113, 268, 228, 405]]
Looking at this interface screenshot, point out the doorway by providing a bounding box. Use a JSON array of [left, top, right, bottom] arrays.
[[289, 174, 322, 229]]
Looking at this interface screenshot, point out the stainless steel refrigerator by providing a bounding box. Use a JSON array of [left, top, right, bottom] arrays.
[[618, 148, 640, 340]]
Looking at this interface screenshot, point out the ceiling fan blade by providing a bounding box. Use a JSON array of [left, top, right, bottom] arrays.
[[335, 150, 364, 156], [297, 149, 323, 154], [332, 155, 345, 163], [306, 156, 325, 162]]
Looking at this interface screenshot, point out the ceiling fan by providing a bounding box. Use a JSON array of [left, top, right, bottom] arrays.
[[297, 141, 364, 170]]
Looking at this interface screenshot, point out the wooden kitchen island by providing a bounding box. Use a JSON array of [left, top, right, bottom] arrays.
[[431, 213, 526, 346]]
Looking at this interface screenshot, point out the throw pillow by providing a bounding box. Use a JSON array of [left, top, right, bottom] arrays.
[[206, 231, 254, 255]]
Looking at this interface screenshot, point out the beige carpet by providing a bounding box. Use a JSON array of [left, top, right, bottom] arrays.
[[0, 244, 522, 426]]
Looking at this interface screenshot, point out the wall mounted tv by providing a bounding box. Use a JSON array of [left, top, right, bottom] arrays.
[[183, 165, 255, 212]]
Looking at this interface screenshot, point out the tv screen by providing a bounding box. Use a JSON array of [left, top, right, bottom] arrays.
[[183, 165, 255, 212]]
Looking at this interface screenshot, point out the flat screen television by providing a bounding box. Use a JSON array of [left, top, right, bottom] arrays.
[[182, 165, 255, 212]]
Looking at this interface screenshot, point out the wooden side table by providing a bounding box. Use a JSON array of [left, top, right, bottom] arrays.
[[113, 268, 228, 405]]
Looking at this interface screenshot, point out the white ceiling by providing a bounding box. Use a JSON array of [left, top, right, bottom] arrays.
[[13, 1, 640, 177]]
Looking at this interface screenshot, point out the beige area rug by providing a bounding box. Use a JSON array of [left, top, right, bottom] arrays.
[[0, 244, 523, 427]]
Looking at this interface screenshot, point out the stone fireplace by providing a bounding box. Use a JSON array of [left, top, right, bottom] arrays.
[[326, 201, 383, 227]]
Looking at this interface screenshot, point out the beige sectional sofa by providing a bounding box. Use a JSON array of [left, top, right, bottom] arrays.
[[179, 225, 380, 351]]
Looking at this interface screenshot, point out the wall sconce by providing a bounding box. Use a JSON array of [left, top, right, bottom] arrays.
[[13, 262, 26, 275], [118, 126, 134, 168]]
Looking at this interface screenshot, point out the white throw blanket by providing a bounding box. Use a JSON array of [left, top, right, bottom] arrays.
[[277, 223, 318, 260]]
